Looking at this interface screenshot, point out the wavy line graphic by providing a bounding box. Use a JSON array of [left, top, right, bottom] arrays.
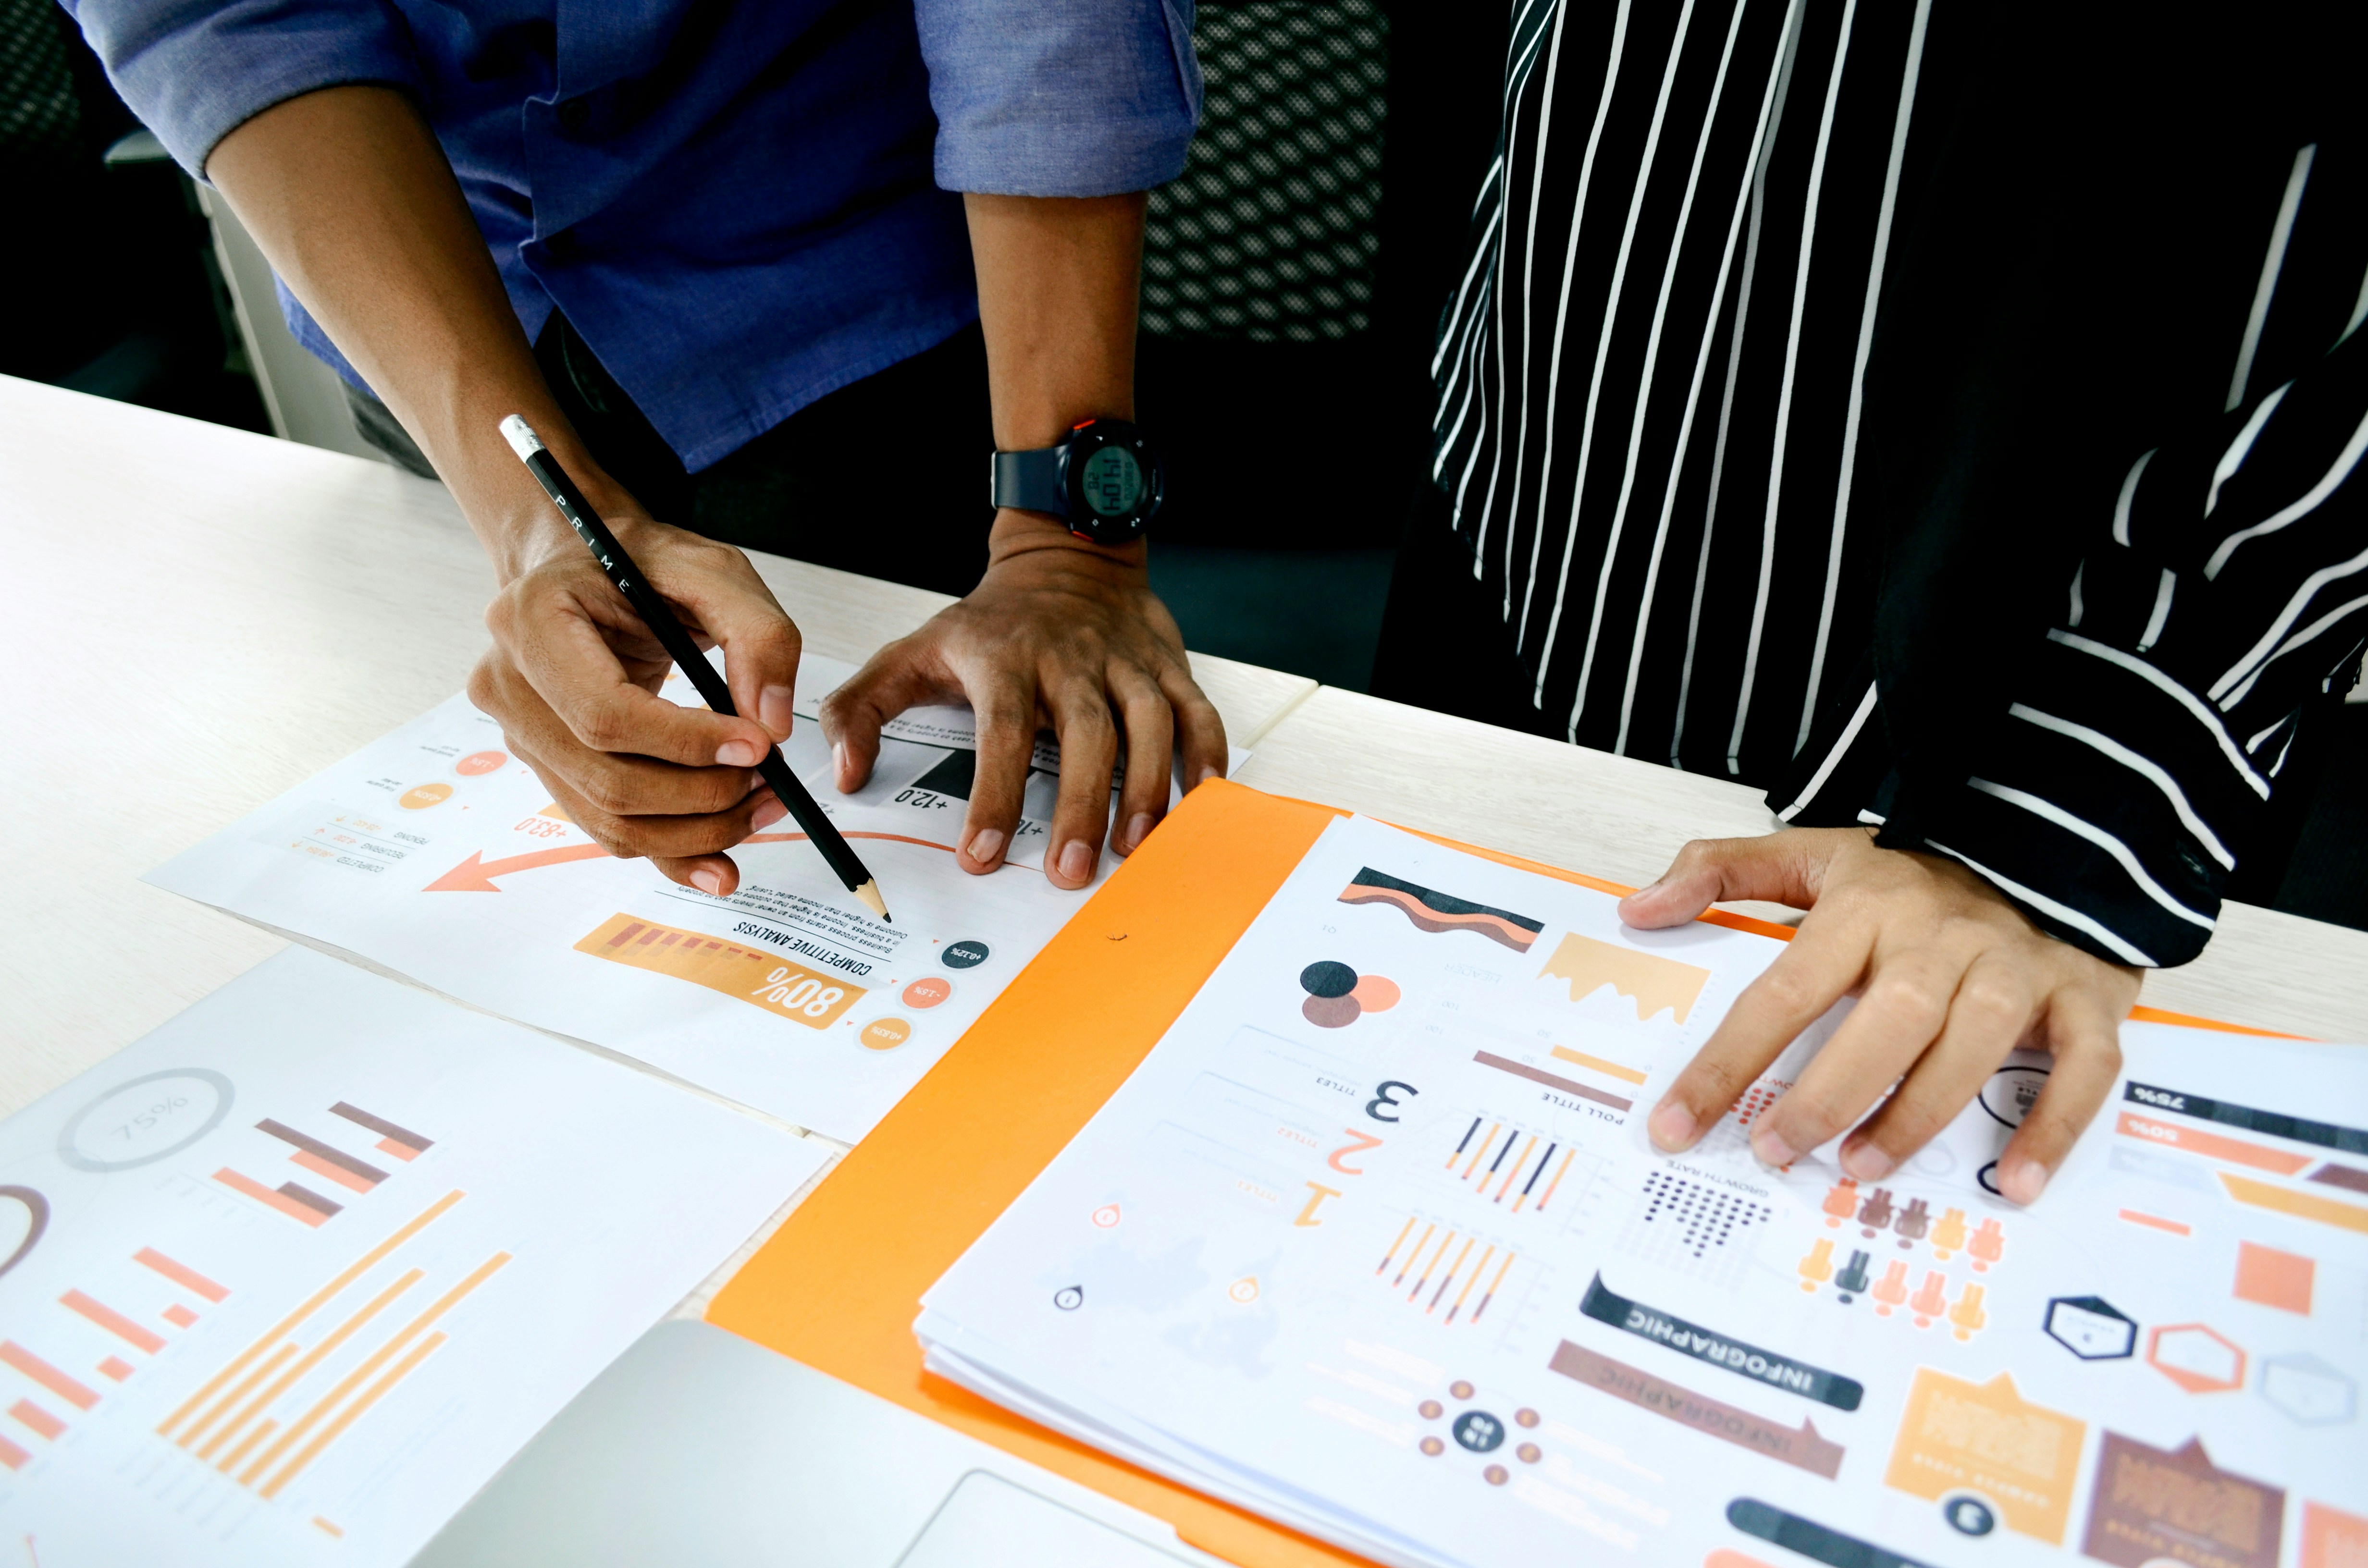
[[1337, 869, 1543, 953]]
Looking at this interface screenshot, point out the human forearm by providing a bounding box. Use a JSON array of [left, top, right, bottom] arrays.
[[205, 85, 624, 581]]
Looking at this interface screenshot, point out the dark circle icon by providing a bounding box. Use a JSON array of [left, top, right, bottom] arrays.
[[59, 1068, 236, 1172], [1483, 1465, 1509, 1486], [1976, 1161, 2003, 1197], [1418, 1400, 1443, 1420], [1517, 1443, 1542, 1464], [1943, 1496, 1998, 1537], [1052, 1286, 1083, 1311], [0, 1187, 49, 1281], [1419, 1436, 1444, 1456], [1452, 1411, 1505, 1453], [1299, 961, 1358, 999], [943, 940, 990, 970]]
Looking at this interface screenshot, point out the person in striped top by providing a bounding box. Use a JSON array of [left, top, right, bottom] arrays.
[[1370, 0, 2364, 1201]]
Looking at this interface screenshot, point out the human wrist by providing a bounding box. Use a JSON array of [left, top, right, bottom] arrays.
[[987, 506, 1148, 574]]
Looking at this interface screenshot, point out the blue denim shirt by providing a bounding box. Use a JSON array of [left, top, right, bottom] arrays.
[[67, 0, 1201, 469]]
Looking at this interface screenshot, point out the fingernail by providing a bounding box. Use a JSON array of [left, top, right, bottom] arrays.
[[760, 685, 795, 736], [1647, 1100, 1695, 1152], [832, 741, 849, 783], [1843, 1141, 1895, 1180], [1122, 813, 1155, 853], [1058, 840, 1094, 883], [717, 740, 760, 767], [2003, 1157, 2050, 1206], [751, 797, 787, 830], [966, 828, 1006, 866], [1751, 1126, 1796, 1168], [691, 868, 724, 895], [1192, 765, 1221, 789]]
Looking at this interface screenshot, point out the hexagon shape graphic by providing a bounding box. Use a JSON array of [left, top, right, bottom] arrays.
[[2146, 1323, 2245, 1393], [2260, 1353, 2356, 1424], [2046, 1296, 2137, 1360]]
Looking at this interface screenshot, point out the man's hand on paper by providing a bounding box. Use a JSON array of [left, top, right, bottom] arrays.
[[1619, 828, 2141, 1207], [820, 511, 1228, 891], [471, 510, 802, 897]]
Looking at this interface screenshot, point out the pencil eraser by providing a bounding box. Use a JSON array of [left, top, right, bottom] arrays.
[[498, 416, 545, 460]]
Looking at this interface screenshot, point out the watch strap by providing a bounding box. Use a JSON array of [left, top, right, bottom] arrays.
[[989, 446, 1067, 516]]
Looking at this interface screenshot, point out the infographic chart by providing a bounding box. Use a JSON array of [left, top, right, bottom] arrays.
[[144, 654, 1169, 1143], [0, 948, 823, 1568], [920, 816, 2368, 1568]]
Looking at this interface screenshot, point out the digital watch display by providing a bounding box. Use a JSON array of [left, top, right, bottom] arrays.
[[988, 418, 1164, 544]]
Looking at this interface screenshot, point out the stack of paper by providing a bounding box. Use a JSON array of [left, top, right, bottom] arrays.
[[919, 816, 2368, 1568]]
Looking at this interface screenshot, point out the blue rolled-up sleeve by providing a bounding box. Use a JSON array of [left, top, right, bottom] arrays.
[[915, 0, 1201, 196], [62, 0, 421, 179]]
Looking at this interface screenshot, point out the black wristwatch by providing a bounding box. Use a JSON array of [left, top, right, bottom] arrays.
[[989, 418, 1164, 544]]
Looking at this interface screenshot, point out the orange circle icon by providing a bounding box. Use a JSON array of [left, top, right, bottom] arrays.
[[1228, 1277, 1259, 1304], [1350, 974, 1401, 1012], [858, 1018, 912, 1051], [399, 783, 453, 809], [455, 750, 508, 776], [1419, 1437, 1444, 1457], [902, 976, 952, 1009], [1091, 1203, 1122, 1228]]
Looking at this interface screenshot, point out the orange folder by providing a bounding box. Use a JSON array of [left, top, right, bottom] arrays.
[[707, 779, 2277, 1568]]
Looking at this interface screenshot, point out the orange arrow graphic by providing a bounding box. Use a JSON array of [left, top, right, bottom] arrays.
[[426, 830, 956, 891]]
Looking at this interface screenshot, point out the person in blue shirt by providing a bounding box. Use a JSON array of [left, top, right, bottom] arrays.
[[65, 0, 1222, 896]]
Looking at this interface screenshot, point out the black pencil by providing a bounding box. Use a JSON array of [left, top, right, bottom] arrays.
[[499, 415, 890, 922]]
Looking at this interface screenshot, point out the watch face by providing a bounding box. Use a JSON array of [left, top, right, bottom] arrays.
[[1077, 445, 1144, 518]]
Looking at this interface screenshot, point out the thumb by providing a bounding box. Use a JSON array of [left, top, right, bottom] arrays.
[[1617, 832, 1827, 928], [817, 639, 946, 793]]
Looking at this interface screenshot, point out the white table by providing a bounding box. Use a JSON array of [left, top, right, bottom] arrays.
[[6, 369, 2363, 1116]]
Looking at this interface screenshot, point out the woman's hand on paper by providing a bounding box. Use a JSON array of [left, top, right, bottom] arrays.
[[819, 512, 1227, 891], [471, 511, 803, 898], [1618, 828, 2141, 1206]]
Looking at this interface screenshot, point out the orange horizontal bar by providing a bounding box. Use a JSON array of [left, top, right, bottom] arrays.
[[375, 1137, 419, 1163], [1549, 1045, 1649, 1086], [2118, 1208, 2192, 1236], [290, 1150, 377, 1194], [135, 1248, 229, 1302], [163, 1304, 198, 1329], [62, 1290, 165, 1354], [2221, 1173, 2368, 1235], [0, 1434, 25, 1470], [99, 1357, 133, 1382], [214, 1169, 331, 1226], [2117, 1112, 2312, 1175], [0, 1343, 97, 1411], [10, 1399, 63, 1440], [2127, 1004, 2304, 1040]]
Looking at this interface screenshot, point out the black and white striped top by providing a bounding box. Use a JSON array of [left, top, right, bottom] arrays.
[[1429, 0, 2367, 968]]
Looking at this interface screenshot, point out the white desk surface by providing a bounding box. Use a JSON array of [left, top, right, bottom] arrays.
[[5, 371, 2364, 1281]]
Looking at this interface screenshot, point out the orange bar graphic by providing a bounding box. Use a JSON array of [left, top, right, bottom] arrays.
[[1407, 1230, 1457, 1303], [136, 1248, 229, 1302], [575, 913, 865, 1029], [313, 1518, 345, 1538], [1446, 1245, 1494, 1323], [10, 1399, 63, 1440], [1461, 1124, 1500, 1180], [160, 1189, 463, 1442], [1471, 1252, 1517, 1324], [198, 1270, 423, 1461], [291, 1150, 377, 1194], [182, 1342, 296, 1451], [261, 1331, 447, 1500], [217, 1416, 277, 1475], [1391, 1225, 1435, 1288], [242, 1251, 511, 1488], [1535, 1148, 1578, 1212], [375, 1138, 419, 1162], [98, 1357, 133, 1382], [2116, 1112, 2313, 1175], [1428, 1238, 1475, 1313], [1375, 1216, 1417, 1275], [1495, 1136, 1539, 1201], [2221, 1172, 2368, 1235], [1549, 1045, 1650, 1085], [0, 1434, 25, 1470], [62, 1289, 166, 1354], [2118, 1208, 2193, 1236], [0, 1343, 97, 1411], [213, 1169, 331, 1227], [163, 1304, 198, 1329]]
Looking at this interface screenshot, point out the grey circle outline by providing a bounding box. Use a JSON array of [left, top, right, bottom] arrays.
[[58, 1068, 236, 1172], [0, 1187, 49, 1281]]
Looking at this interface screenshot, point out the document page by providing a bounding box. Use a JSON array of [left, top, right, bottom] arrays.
[[919, 816, 2367, 1568], [146, 655, 1218, 1143], [0, 946, 826, 1568]]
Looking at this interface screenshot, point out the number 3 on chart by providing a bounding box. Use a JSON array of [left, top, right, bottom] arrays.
[[1366, 1081, 1419, 1123]]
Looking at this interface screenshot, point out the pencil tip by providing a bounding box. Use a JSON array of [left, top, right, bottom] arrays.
[[854, 880, 890, 922]]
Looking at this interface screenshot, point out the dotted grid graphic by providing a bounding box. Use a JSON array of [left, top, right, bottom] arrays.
[[1615, 1170, 1774, 1287], [1140, 1, 1388, 342]]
